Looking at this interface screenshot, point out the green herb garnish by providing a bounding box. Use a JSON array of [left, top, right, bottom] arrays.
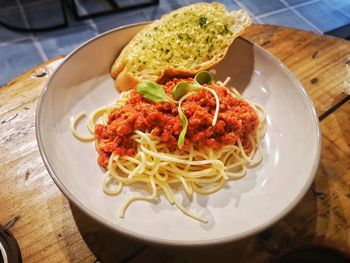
[[194, 71, 214, 85], [172, 82, 194, 100], [177, 91, 196, 149], [199, 15, 207, 28], [136, 81, 175, 103], [177, 102, 188, 149]]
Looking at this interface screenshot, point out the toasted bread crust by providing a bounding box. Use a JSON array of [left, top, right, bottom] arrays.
[[111, 3, 251, 91], [115, 67, 141, 91]]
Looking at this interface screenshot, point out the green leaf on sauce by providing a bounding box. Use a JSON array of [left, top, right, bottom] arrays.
[[177, 105, 188, 149], [136, 81, 170, 103], [177, 91, 196, 149], [171, 82, 194, 100], [194, 71, 214, 86]]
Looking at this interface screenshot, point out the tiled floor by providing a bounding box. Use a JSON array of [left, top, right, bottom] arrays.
[[0, 0, 349, 86]]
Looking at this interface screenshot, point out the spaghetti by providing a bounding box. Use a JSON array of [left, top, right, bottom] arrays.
[[71, 76, 266, 223]]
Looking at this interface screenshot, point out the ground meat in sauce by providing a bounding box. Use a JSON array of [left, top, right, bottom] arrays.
[[95, 78, 259, 167]]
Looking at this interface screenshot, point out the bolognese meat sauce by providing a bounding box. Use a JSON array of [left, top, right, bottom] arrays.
[[95, 78, 259, 167]]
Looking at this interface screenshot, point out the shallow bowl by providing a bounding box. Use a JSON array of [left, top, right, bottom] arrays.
[[36, 23, 321, 246]]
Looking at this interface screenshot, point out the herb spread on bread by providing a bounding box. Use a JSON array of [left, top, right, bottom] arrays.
[[111, 2, 251, 91]]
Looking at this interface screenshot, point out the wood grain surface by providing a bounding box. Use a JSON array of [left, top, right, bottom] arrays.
[[243, 24, 350, 119], [0, 25, 349, 263]]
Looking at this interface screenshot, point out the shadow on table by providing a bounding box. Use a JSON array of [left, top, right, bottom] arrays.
[[69, 202, 147, 263], [69, 182, 323, 263]]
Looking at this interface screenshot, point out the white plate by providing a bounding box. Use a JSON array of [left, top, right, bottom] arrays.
[[36, 23, 321, 246]]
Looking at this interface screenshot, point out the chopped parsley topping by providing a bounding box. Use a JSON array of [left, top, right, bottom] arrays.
[[199, 15, 207, 28]]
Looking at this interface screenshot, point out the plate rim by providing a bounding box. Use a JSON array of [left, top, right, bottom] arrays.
[[35, 22, 322, 247]]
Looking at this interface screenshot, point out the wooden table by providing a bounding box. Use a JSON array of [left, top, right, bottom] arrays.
[[1, 24, 349, 262]]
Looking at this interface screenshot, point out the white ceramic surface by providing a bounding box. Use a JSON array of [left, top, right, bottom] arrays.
[[36, 23, 321, 246]]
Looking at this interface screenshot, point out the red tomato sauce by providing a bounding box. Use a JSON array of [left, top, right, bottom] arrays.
[[95, 78, 259, 167]]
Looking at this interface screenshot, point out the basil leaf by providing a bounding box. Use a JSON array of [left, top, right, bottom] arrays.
[[194, 71, 214, 85], [177, 104, 188, 149], [171, 82, 195, 100], [136, 81, 169, 103]]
